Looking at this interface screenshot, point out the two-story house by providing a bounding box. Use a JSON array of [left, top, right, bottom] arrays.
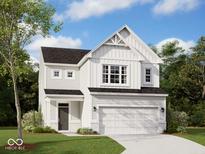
[[39, 25, 168, 135]]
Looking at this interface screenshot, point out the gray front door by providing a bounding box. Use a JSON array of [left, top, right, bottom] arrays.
[[58, 103, 69, 130]]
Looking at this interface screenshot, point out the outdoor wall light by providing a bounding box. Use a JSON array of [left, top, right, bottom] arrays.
[[161, 107, 165, 113], [93, 106, 97, 112]]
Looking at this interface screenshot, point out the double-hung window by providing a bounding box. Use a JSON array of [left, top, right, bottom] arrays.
[[102, 65, 127, 85]]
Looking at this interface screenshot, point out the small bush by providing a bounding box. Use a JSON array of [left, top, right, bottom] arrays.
[[24, 125, 35, 133], [175, 111, 189, 133], [33, 127, 44, 133], [190, 111, 205, 127], [166, 105, 189, 133], [176, 126, 186, 133], [43, 126, 57, 133], [22, 110, 43, 129], [33, 126, 57, 133], [77, 128, 98, 135]]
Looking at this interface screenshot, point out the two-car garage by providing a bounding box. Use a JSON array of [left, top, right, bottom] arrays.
[[99, 107, 159, 135], [89, 87, 167, 135]]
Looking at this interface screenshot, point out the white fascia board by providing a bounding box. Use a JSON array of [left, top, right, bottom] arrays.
[[45, 62, 79, 67], [124, 25, 163, 64], [46, 94, 84, 98], [45, 95, 84, 101], [90, 92, 168, 97]]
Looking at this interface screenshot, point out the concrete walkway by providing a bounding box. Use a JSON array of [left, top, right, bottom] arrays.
[[110, 134, 205, 154]]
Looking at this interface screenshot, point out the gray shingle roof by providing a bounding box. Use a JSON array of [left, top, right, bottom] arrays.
[[41, 47, 90, 64], [88, 87, 167, 94], [44, 89, 83, 95]]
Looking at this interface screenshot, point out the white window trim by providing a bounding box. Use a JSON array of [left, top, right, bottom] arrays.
[[101, 64, 129, 87], [65, 70, 75, 79], [144, 67, 153, 84], [51, 69, 62, 79]]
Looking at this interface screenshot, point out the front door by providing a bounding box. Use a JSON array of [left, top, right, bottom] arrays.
[[58, 103, 69, 130]]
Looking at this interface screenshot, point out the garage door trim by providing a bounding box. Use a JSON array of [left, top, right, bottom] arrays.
[[97, 104, 159, 108], [98, 106, 160, 135]]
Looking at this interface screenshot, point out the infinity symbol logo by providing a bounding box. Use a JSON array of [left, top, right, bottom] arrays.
[[8, 138, 23, 146]]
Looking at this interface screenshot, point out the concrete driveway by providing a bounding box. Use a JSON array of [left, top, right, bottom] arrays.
[[110, 134, 205, 154]]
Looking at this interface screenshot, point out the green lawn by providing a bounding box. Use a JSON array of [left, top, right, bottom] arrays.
[[175, 127, 205, 146], [0, 127, 125, 154]]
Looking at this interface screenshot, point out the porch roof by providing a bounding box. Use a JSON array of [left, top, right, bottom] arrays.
[[44, 89, 83, 95]]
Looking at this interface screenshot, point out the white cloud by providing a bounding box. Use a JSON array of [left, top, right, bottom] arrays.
[[156, 38, 195, 54], [57, 0, 154, 21], [53, 0, 202, 21], [153, 0, 200, 15], [26, 35, 82, 61]]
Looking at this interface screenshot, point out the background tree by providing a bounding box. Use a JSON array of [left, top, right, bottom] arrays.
[[0, 0, 61, 140], [158, 37, 205, 130]]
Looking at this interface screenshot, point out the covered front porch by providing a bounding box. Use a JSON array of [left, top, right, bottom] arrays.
[[43, 89, 84, 132]]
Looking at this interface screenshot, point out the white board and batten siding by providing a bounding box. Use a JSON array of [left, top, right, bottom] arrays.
[[90, 28, 160, 89]]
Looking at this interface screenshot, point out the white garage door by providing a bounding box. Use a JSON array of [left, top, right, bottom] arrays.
[[99, 107, 159, 134]]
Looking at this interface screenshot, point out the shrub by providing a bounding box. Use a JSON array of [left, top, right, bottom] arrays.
[[175, 111, 189, 127], [43, 126, 57, 133], [24, 125, 35, 133], [32, 126, 57, 133], [22, 110, 43, 129], [177, 126, 186, 133], [166, 106, 189, 133], [190, 111, 205, 127], [33, 127, 44, 133], [77, 128, 98, 135], [190, 103, 205, 127], [174, 111, 189, 133]]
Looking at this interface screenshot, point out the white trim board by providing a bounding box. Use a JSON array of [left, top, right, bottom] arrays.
[[90, 92, 168, 97], [97, 104, 159, 108]]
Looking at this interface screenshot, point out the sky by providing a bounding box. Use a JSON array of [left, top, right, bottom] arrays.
[[26, 0, 205, 62]]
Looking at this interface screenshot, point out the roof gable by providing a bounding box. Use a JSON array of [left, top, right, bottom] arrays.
[[85, 25, 163, 64], [41, 47, 90, 64]]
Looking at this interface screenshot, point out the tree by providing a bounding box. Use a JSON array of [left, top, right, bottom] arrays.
[[0, 0, 61, 140], [192, 36, 205, 99], [159, 38, 204, 115]]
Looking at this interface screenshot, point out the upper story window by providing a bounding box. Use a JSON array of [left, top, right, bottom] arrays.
[[145, 68, 151, 83], [65, 70, 75, 79], [52, 69, 62, 79], [102, 65, 127, 85]]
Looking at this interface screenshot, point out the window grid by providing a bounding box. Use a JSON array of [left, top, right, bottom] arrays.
[[67, 72, 73, 78], [145, 68, 151, 83], [102, 65, 127, 85], [54, 71, 59, 77]]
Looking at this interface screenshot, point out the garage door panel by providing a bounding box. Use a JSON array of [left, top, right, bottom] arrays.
[[99, 107, 159, 134], [100, 113, 116, 120]]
